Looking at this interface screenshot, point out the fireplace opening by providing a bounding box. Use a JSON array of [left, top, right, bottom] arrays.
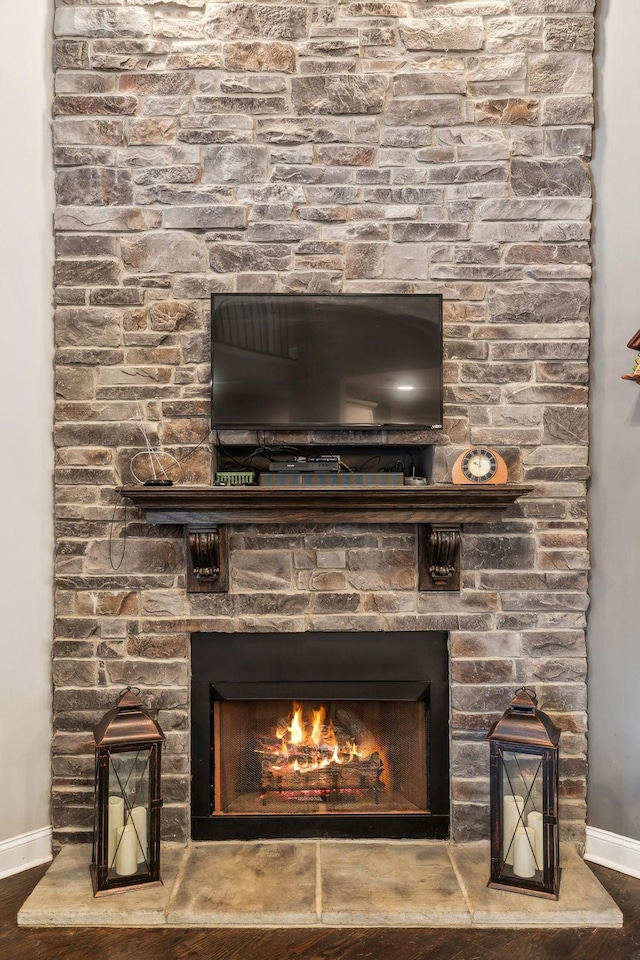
[[191, 632, 449, 841]]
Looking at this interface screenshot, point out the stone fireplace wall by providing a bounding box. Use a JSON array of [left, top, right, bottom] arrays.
[[52, 1, 594, 845]]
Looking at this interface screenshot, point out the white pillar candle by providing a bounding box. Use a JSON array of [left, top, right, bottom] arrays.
[[513, 826, 537, 879], [131, 805, 148, 864], [107, 796, 124, 869], [502, 795, 525, 866], [115, 823, 138, 877], [527, 810, 544, 870]]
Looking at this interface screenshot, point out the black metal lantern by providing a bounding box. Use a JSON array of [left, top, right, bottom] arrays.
[[91, 687, 165, 896], [486, 688, 561, 899]]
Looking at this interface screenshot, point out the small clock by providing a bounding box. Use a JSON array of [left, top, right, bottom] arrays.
[[452, 447, 508, 485]]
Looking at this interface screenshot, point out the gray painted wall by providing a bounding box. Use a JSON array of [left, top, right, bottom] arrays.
[[588, 0, 640, 842], [0, 3, 54, 846]]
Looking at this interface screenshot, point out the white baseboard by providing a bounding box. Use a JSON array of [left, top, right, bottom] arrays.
[[0, 826, 53, 880], [585, 825, 640, 880]]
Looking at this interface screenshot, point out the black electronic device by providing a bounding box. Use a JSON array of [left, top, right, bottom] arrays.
[[211, 293, 443, 430], [269, 456, 341, 474]]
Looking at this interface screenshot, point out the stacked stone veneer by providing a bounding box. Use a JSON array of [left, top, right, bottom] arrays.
[[52, 0, 594, 845]]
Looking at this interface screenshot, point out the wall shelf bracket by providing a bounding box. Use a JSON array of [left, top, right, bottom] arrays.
[[187, 526, 228, 593], [418, 523, 461, 592]]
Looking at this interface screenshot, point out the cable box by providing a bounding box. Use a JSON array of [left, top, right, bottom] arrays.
[[259, 473, 405, 487], [269, 457, 340, 474]]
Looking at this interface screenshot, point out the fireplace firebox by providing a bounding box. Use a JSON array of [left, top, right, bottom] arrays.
[[191, 632, 449, 840]]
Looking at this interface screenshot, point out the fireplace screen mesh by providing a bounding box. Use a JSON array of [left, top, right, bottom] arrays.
[[213, 699, 429, 815]]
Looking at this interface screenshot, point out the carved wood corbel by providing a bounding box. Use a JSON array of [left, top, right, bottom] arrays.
[[418, 523, 461, 592], [186, 526, 229, 593]]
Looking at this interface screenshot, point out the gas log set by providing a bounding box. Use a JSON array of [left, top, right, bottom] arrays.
[[256, 702, 385, 804]]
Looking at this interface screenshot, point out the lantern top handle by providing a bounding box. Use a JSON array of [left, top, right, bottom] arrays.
[[511, 687, 538, 713], [117, 686, 143, 711]]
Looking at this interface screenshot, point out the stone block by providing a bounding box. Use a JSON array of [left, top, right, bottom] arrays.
[[488, 281, 590, 323], [163, 206, 246, 229], [55, 206, 149, 231], [476, 98, 538, 125], [485, 15, 543, 54], [55, 259, 121, 288], [544, 16, 594, 52], [451, 659, 516, 684], [54, 95, 138, 117], [231, 550, 293, 590], [345, 242, 385, 279], [149, 300, 202, 332], [209, 242, 291, 272], [529, 53, 593, 94], [54, 39, 89, 69], [205, 4, 308, 41], [399, 17, 483, 51], [511, 158, 590, 197], [192, 95, 288, 115], [467, 55, 526, 82], [543, 406, 589, 444], [224, 40, 296, 72], [541, 96, 594, 126], [54, 8, 153, 39], [385, 96, 462, 126], [56, 167, 133, 206], [87, 538, 183, 576], [545, 127, 592, 159], [393, 62, 466, 95], [105, 660, 189, 687], [347, 548, 415, 591], [203, 144, 267, 183], [313, 592, 361, 613], [219, 76, 287, 95], [292, 76, 388, 115], [121, 232, 206, 272]]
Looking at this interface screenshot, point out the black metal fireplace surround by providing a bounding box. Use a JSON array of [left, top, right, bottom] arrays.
[[191, 631, 449, 841]]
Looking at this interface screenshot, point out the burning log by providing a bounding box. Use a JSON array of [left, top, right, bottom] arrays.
[[255, 703, 385, 801]]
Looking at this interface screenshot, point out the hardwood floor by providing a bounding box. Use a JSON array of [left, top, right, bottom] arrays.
[[2, 860, 640, 960]]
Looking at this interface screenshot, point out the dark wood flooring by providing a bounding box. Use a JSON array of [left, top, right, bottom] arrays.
[[2, 859, 640, 960]]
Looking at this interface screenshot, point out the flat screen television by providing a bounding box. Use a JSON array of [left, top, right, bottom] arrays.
[[211, 293, 443, 430]]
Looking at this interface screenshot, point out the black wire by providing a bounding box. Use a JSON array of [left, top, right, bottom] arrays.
[[214, 430, 247, 469], [108, 489, 128, 571], [170, 425, 215, 469]]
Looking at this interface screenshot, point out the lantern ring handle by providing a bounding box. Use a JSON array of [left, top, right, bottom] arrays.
[[119, 685, 141, 698], [514, 686, 537, 703]]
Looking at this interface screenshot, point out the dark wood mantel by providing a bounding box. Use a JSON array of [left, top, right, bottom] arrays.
[[119, 484, 533, 594]]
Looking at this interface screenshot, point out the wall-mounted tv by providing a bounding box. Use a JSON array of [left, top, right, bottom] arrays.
[[211, 293, 443, 430]]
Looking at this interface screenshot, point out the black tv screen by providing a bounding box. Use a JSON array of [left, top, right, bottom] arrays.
[[211, 293, 443, 430]]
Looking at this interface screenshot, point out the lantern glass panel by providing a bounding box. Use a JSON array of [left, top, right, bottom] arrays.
[[106, 748, 151, 879], [500, 747, 544, 880]]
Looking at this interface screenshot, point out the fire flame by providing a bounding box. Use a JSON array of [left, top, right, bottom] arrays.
[[266, 702, 366, 774]]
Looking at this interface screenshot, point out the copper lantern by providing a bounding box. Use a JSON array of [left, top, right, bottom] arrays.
[[91, 687, 165, 896], [486, 688, 561, 899]]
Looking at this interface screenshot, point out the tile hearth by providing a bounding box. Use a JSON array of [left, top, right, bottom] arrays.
[[18, 841, 622, 929]]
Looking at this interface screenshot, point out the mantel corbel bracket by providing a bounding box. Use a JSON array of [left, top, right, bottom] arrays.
[[418, 523, 461, 592], [186, 526, 229, 593]]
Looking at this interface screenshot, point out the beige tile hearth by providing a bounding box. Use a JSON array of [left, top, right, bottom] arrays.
[[320, 841, 470, 926], [449, 842, 623, 928], [18, 840, 623, 929], [17, 843, 185, 926], [169, 842, 318, 925]]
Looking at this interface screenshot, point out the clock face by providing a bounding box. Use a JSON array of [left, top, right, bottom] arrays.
[[451, 446, 508, 485], [461, 448, 498, 482]]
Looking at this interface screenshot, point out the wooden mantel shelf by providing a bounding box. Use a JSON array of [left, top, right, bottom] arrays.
[[119, 484, 532, 594]]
